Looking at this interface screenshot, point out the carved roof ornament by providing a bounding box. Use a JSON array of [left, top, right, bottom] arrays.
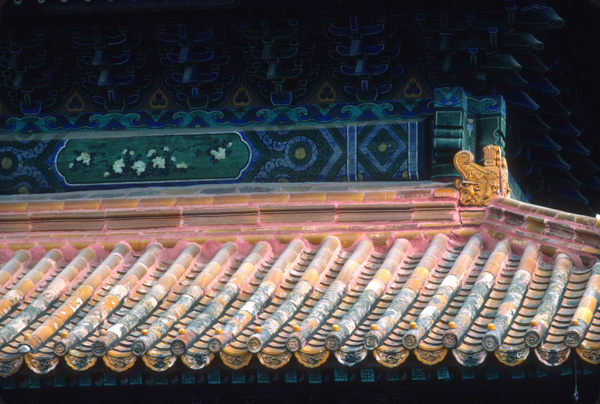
[[454, 145, 511, 206]]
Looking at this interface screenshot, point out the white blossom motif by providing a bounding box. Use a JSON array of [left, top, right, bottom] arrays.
[[67, 143, 200, 180], [152, 156, 166, 169], [76, 152, 91, 165], [113, 158, 125, 174], [132, 160, 146, 176], [210, 147, 227, 160], [207, 140, 233, 163]]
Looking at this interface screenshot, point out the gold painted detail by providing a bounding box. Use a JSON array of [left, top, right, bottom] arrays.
[[402, 72, 426, 99], [454, 145, 511, 206], [373, 348, 409, 368], [149, 86, 170, 110], [220, 350, 252, 370], [65, 351, 97, 371], [232, 84, 252, 107], [295, 349, 329, 369], [66, 88, 86, 113], [414, 346, 447, 366], [0, 354, 23, 378], [25, 353, 60, 375], [102, 351, 137, 372], [257, 350, 292, 369], [142, 354, 177, 371], [494, 345, 529, 366], [1, 157, 12, 170], [317, 80, 337, 102]]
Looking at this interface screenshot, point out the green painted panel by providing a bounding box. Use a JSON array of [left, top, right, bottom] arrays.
[[56, 133, 250, 185], [435, 110, 464, 127]]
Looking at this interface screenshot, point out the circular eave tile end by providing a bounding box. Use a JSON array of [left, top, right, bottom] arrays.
[[92, 340, 109, 357], [286, 335, 301, 352], [364, 332, 380, 351], [171, 339, 188, 356], [325, 334, 341, 351], [247, 336, 263, 354]]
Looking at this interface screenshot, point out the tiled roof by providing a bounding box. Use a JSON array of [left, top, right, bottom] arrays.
[[0, 184, 598, 376]]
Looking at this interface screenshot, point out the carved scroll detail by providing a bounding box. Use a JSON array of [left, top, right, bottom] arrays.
[[102, 351, 137, 372], [142, 354, 176, 372], [0, 354, 23, 377], [452, 347, 487, 367], [181, 350, 213, 370], [65, 352, 97, 371], [257, 350, 292, 369], [373, 348, 409, 368], [220, 350, 251, 370], [25, 353, 59, 375], [334, 347, 367, 367], [576, 346, 600, 365], [295, 349, 329, 369], [454, 145, 511, 206], [535, 346, 570, 367], [494, 345, 529, 366], [414, 346, 447, 366]]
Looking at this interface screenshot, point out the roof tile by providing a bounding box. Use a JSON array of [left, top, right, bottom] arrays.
[[0, 185, 598, 375]]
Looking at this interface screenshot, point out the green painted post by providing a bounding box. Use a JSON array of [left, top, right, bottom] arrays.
[[432, 87, 467, 178], [474, 96, 506, 162]]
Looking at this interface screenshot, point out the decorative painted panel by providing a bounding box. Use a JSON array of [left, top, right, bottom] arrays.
[[2, 4, 596, 212], [0, 94, 502, 194], [54, 133, 252, 187]]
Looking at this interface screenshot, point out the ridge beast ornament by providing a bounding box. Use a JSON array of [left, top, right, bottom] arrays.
[[454, 145, 511, 206]]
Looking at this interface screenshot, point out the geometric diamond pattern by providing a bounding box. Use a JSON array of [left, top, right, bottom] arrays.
[[358, 123, 408, 176], [366, 126, 400, 165]]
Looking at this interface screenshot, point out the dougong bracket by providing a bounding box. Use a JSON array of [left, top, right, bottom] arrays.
[[454, 145, 511, 206]]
